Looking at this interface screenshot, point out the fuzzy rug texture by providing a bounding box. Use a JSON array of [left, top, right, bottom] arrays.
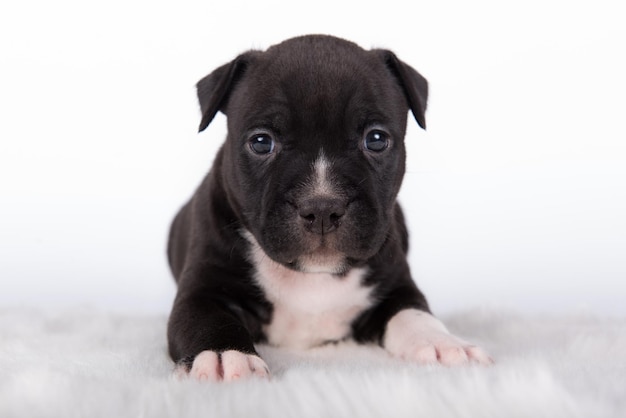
[[0, 308, 624, 418]]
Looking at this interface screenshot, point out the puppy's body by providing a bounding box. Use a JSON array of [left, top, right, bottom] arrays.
[[167, 35, 490, 381]]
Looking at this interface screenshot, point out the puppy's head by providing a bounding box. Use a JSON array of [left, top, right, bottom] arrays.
[[197, 35, 427, 274]]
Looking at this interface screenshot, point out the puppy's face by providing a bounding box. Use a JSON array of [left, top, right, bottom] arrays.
[[200, 37, 426, 274]]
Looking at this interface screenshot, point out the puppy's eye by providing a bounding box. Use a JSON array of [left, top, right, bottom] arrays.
[[249, 134, 275, 155], [364, 129, 390, 152]]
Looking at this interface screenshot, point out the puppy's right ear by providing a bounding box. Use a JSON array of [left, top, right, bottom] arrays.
[[196, 52, 257, 132], [374, 50, 428, 130]]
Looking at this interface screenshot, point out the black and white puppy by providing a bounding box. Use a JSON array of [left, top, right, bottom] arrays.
[[167, 35, 491, 381]]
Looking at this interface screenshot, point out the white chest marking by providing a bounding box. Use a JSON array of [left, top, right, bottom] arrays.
[[245, 232, 374, 349]]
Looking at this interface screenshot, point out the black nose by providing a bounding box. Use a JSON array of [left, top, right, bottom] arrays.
[[298, 197, 347, 235]]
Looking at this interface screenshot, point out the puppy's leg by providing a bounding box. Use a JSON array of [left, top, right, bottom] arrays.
[[168, 288, 270, 381], [383, 309, 493, 366]]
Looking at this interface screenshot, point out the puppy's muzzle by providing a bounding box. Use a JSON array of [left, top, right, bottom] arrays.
[[298, 197, 347, 235]]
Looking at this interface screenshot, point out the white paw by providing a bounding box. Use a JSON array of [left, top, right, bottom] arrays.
[[383, 309, 493, 366], [174, 350, 271, 382]]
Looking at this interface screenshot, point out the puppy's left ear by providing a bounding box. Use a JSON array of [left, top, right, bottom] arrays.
[[196, 51, 258, 132], [375, 50, 428, 130]]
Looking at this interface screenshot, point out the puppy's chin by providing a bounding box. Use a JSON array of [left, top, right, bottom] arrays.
[[242, 229, 348, 275], [288, 251, 348, 275]]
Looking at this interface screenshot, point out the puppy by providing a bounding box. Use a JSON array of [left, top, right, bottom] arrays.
[[167, 35, 491, 381]]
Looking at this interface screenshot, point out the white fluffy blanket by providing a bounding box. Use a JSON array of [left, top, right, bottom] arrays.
[[1, 308, 624, 418]]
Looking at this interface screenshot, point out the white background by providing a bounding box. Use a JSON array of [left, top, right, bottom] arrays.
[[1, 0, 625, 316]]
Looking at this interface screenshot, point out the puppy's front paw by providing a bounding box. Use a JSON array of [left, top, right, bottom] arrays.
[[383, 309, 493, 366], [175, 350, 270, 382]]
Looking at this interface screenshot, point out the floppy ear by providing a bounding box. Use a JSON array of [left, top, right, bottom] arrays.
[[196, 52, 257, 132], [375, 50, 428, 130]]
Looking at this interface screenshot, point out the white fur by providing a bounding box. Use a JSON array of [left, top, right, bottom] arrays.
[[2, 308, 622, 417], [311, 152, 335, 196], [245, 231, 374, 349], [384, 308, 493, 365]]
